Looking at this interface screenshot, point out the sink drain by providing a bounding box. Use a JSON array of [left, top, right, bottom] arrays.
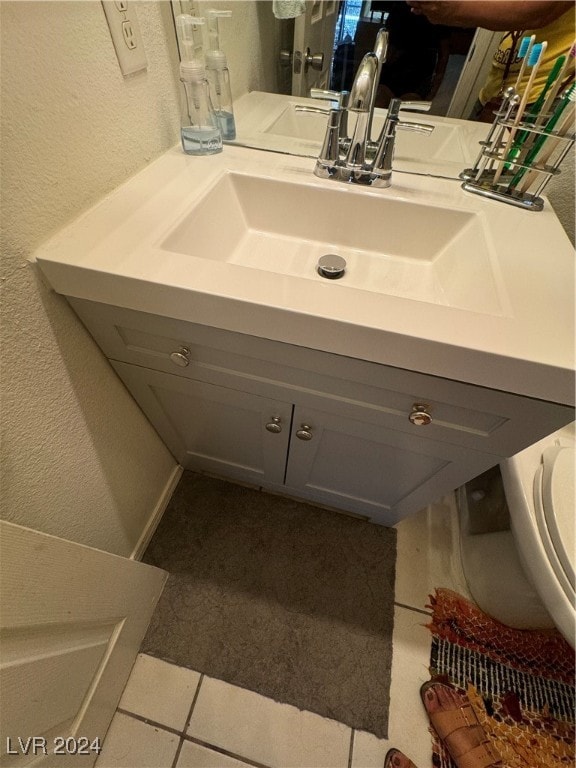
[[317, 254, 346, 279]]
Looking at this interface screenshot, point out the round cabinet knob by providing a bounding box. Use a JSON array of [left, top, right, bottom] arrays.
[[265, 417, 283, 434], [409, 403, 432, 426], [296, 424, 313, 441], [170, 347, 191, 368]]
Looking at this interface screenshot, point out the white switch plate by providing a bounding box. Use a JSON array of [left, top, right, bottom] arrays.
[[102, 0, 148, 76]]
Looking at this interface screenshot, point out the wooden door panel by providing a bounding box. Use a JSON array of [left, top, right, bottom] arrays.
[[0, 521, 167, 766], [292, 1, 338, 95]]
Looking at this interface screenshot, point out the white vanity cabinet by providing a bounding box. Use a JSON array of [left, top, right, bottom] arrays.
[[69, 299, 574, 526]]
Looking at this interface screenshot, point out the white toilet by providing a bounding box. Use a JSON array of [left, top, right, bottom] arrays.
[[458, 423, 575, 648]]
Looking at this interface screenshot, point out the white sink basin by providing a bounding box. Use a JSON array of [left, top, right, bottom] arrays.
[[263, 105, 467, 164], [33, 143, 575, 405], [162, 171, 505, 315]]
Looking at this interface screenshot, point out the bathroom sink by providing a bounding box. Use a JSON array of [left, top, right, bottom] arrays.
[[162, 171, 506, 315], [33, 141, 575, 405], [263, 104, 468, 164]]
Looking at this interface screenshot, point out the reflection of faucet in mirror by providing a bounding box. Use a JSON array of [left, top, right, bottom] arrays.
[[314, 28, 434, 188]]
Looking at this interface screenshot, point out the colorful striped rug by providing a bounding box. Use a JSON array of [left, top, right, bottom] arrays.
[[426, 588, 575, 768]]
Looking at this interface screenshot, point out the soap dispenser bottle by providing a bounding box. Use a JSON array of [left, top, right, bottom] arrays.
[[175, 14, 222, 156], [179, 60, 223, 155], [205, 9, 236, 141], [205, 50, 236, 140]]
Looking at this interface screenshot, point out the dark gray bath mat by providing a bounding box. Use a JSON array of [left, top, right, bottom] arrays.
[[141, 472, 397, 738]]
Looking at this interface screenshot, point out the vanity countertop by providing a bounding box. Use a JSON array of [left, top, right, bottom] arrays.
[[34, 142, 575, 407]]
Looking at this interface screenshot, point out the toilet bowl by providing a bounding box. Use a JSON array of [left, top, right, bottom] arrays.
[[458, 423, 575, 647]]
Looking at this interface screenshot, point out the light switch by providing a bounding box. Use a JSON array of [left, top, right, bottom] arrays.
[[102, 0, 147, 76]]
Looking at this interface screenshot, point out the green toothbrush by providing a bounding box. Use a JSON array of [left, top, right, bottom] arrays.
[[505, 53, 566, 168], [509, 81, 576, 188]]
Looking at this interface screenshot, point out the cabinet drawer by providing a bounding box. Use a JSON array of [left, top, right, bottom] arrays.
[[69, 298, 573, 457]]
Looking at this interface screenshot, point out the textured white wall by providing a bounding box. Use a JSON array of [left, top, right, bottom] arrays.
[[0, 0, 281, 557], [1, 1, 184, 556]]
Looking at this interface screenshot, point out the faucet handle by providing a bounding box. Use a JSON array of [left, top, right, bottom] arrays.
[[397, 120, 434, 134], [314, 109, 342, 178], [398, 100, 432, 113], [309, 88, 349, 108], [394, 98, 434, 133]]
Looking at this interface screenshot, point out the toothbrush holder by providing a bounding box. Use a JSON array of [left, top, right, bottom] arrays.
[[460, 91, 575, 212]]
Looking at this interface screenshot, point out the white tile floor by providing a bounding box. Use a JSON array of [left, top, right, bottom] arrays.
[[96, 493, 472, 768]]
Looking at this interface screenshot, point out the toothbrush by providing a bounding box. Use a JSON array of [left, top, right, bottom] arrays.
[[465, 41, 532, 181], [510, 81, 576, 189], [503, 54, 566, 168], [518, 55, 565, 131], [474, 92, 520, 181], [493, 42, 547, 185], [513, 36, 536, 92], [533, 43, 575, 123], [517, 86, 576, 193], [499, 36, 534, 157], [511, 43, 575, 155], [520, 107, 575, 196]]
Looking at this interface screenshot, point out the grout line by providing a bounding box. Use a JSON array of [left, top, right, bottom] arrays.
[[182, 735, 273, 768], [347, 729, 355, 768], [185, 672, 205, 731], [171, 738, 184, 768], [116, 708, 182, 737], [171, 673, 205, 768], [394, 601, 432, 617]]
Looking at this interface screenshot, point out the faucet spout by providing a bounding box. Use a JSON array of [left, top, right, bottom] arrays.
[[344, 53, 378, 169], [347, 52, 378, 113], [313, 26, 433, 188], [366, 28, 389, 140], [373, 27, 389, 68], [371, 28, 389, 108]]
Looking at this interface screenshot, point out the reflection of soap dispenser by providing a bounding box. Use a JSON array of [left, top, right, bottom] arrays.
[[179, 60, 223, 155], [175, 15, 222, 156], [175, 13, 205, 63], [205, 9, 236, 141]]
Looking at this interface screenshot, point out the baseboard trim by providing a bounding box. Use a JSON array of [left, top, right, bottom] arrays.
[[130, 465, 183, 561]]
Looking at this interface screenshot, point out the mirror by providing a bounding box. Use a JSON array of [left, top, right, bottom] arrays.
[[171, 1, 495, 169]]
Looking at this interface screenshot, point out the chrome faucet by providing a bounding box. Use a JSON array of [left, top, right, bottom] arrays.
[[314, 28, 434, 188], [367, 27, 389, 138]]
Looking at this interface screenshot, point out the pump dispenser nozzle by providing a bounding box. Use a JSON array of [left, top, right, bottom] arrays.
[[175, 14, 205, 63], [207, 9, 232, 52]]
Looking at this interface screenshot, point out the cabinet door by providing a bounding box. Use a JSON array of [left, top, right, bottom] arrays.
[[284, 405, 499, 526], [112, 362, 292, 487]]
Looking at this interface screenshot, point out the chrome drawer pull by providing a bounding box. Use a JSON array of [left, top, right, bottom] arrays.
[[170, 346, 191, 367], [265, 417, 283, 434], [296, 424, 313, 441], [409, 403, 432, 426]]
